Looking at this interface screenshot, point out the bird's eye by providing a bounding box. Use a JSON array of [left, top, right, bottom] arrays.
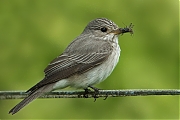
[[100, 27, 107, 32]]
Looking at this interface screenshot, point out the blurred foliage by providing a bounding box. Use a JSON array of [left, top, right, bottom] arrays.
[[0, 0, 179, 119]]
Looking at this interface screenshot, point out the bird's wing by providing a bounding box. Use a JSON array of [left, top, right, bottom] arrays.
[[27, 37, 113, 93]]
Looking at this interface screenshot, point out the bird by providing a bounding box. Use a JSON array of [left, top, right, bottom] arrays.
[[9, 18, 133, 115]]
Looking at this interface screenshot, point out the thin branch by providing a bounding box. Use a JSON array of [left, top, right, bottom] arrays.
[[0, 89, 180, 100]]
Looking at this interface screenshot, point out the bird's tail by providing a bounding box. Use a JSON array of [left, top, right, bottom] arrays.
[[9, 84, 54, 115]]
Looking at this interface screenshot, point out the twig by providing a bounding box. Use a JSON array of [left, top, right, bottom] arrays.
[[0, 89, 179, 100]]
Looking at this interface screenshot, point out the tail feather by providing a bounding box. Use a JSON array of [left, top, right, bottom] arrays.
[[9, 84, 54, 115]]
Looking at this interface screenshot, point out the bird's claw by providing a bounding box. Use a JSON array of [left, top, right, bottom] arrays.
[[83, 86, 101, 101], [88, 86, 100, 102]]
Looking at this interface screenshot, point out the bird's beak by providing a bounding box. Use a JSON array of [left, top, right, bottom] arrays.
[[110, 29, 122, 35]]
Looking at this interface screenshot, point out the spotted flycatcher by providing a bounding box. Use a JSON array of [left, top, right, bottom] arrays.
[[9, 18, 133, 115]]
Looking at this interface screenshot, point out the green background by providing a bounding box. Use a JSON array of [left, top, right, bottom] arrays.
[[0, 0, 179, 119]]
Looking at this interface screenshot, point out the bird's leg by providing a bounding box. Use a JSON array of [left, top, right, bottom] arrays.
[[88, 86, 100, 102], [84, 86, 108, 101], [83, 88, 91, 98]]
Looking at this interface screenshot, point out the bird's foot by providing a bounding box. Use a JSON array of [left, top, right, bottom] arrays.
[[83, 88, 91, 98], [88, 86, 100, 102], [83, 86, 108, 101]]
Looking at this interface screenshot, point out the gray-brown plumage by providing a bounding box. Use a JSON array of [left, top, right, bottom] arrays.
[[9, 18, 133, 115]]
